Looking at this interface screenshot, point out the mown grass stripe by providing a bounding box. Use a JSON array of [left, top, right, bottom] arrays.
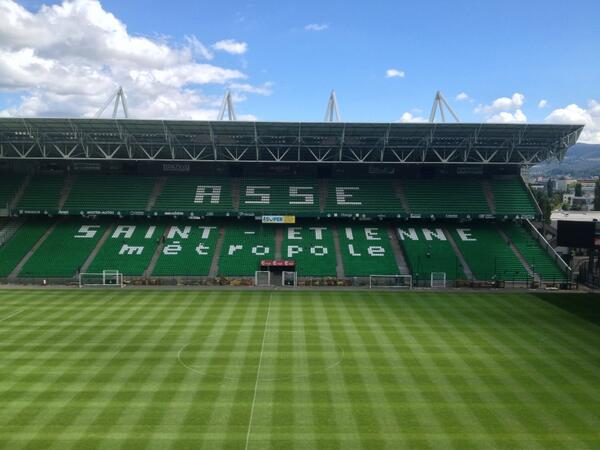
[[23, 291, 165, 450], [475, 293, 600, 445], [0, 290, 599, 449], [70, 291, 195, 450], [1, 291, 121, 450]]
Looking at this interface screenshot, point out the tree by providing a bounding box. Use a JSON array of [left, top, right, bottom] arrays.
[[595, 180, 600, 211], [532, 188, 552, 222], [575, 182, 583, 197], [547, 178, 554, 197]]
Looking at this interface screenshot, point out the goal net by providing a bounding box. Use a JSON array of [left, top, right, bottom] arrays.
[[430, 272, 447, 288], [369, 275, 412, 289], [79, 270, 123, 288], [282, 271, 297, 287], [254, 270, 271, 287]]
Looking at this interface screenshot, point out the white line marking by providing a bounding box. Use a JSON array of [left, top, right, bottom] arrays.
[[244, 293, 272, 450], [177, 329, 344, 382], [0, 309, 24, 323]]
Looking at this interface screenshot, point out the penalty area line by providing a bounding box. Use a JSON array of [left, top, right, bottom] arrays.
[[244, 292, 272, 450]]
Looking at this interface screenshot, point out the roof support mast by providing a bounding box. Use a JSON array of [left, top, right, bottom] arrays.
[[324, 90, 341, 122], [429, 90, 460, 123], [218, 90, 237, 121], [95, 86, 129, 119]]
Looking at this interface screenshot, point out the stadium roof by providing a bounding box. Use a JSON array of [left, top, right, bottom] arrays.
[[0, 118, 583, 165]]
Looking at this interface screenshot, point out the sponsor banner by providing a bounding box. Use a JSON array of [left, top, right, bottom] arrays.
[[261, 215, 296, 224], [162, 163, 190, 172], [368, 165, 395, 174], [84, 210, 116, 216], [73, 162, 101, 172], [457, 166, 483, 175], [260, 259, 296, 267]]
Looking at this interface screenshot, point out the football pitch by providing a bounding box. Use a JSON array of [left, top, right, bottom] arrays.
[[0, 289, 599, 449]]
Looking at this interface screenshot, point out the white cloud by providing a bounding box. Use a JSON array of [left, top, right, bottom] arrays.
[[538, 99, 548, 109], [491, 93, 524, 111], [304, 23, 328, 31], [545, 101, 600, 144], [213, 39, 248, 55], [456, 92, 470, 101], [385, 68, 405, 79], [0, 0, 267, 119], [487, 109, 527, 124], [398, 112, 427, 123], [475, 92, 527, 123]]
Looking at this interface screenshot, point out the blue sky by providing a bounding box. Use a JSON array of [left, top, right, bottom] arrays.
[[101, 0, 600, 122], [1, 0, 599, 141]]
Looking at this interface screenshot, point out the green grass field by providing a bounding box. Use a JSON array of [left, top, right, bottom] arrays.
[[0, 289, 599, 449]]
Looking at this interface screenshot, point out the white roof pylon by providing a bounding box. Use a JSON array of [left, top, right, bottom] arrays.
[[429, 90, 460, 123], [324, 89, 341, 122], [217, 90, 237, 121], [95, 86, 129, 119]]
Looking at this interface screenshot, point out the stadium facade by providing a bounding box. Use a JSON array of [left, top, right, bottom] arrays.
[[0, 118, 584, 288]]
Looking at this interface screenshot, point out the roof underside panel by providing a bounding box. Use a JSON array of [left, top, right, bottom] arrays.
[[0, 118, 583, 165]]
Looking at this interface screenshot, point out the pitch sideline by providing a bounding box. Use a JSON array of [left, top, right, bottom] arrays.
[[244, 292, 273, 450]]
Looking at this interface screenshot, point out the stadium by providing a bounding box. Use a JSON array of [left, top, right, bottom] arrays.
[[1, 109, 600, 448], [1, 1, 600, 446], [0, 117, 584, 288]]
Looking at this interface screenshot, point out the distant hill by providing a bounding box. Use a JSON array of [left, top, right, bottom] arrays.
[[530, 143, 600, 177]]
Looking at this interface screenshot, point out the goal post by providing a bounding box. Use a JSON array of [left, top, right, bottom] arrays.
[[369, 274, 412, 289], [254, 270, 271, 287], [430, 272, 447, 288], [79, 270, 124, 288], [282, 271, 297, 287]]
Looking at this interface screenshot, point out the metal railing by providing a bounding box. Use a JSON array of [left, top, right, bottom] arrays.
[[525, 219, 571, 276]]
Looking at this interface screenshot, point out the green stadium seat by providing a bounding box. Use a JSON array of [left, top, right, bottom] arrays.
[[154, 177, 233, 214], [449, 224, 528, 281], [218, 222, 275, 276], [88, 223, 165, 276], [17, 175, 64, 211], [152, 223, 220, 276], [282, 225, 337, 276], [65, 175, 156, 213], [491, 178, 539, 217], [338, 225, 399, 276], [0, 174, 24, 209], [402, 179, 490, 216], [501, 223, 567, 282], [325, 179, 403, 216], [0, 221, 49, 277], [397, 225, 466, 281], [20, 221, 107, 277], [238, 178, 320, 215]]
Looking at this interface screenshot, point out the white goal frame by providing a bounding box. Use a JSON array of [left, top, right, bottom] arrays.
[[254, 270, 271, 287], [282, 271, 297, 287], [369, 274, 412, 289], [79, 270, 124, 288], [430, 272, 447, 288]]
